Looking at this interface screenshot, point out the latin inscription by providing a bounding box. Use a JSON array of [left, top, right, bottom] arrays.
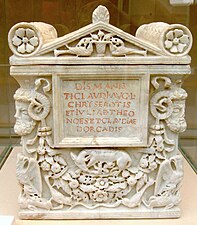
[[63, 80, 140, 138]]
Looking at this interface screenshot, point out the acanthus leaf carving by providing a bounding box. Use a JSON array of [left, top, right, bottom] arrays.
[[92, 5, 110, 24]]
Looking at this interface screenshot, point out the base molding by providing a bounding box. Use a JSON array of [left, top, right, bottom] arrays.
[[19, 206, 181, 220]]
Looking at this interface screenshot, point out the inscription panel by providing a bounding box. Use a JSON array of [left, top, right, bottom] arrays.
[[53, 74, 149, 147]]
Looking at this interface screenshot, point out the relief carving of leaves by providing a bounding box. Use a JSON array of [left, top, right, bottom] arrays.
[[52, 178, 62, 189], [148, 155, 156, 163], [127, 175, 137, 186], [38, 155, 45, 163], [109, 176, 125, 183], [106, 182, 127, 192], [143, 174, 148, 183], [165, 146, 174, 152], [122, 170, 130, 178], [79, 184, 97, 193], [46, 136, 53, 149], [69, 170, 81, 179], [72, 188, 89, 202], [78, 174, 95, 184], [92, 5, 109, 24], [139, 167, 151, 174], [148, 147, 156, 154], [127, 167, 138, 174], [60, 179, 72, 195], [135, 171, 143, 180], [155, 136, 164, 151], [136, 177, 145, 191], [140, 158, 149, 168], [61, 172, 72, 181], [115, 187, 131, 198], [45, 155, 54, 164], [149, 162, 157, 171], [39, 137, 45, 146], [155, 151, 165, 159], [156, 158, 163, 164], [108, 192, 115, 200], [54, 155, 67, 166]]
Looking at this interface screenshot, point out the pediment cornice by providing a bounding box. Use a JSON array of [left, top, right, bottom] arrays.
[[8, 5, 193, 65]]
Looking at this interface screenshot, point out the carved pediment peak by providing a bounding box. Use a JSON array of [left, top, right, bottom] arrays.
[[92, 5, 110, 24], [8, 5, 193, 64]]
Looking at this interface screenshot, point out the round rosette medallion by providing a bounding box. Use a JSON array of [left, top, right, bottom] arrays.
[[8, 22, 43, 57], [163, 24, 192, 56]]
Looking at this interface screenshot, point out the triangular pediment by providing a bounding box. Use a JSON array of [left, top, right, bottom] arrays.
[[8, 5, 192, 65], [38, 21, 163, 57]]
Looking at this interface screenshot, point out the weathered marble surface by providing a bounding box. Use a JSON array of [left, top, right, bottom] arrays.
[[8, 5, 192, 219]]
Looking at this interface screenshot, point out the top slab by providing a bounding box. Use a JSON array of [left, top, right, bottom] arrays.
[[8, 5, 193, 65]]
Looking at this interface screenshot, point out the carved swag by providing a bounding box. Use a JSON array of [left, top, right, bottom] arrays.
[[15, 76, 186, 210]]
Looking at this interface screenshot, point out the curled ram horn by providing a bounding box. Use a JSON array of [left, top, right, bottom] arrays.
[[35, 78, 51, 93], [150, 90, 174, 121], [28, 92, 50, 121], [151, 77, 172, 90]]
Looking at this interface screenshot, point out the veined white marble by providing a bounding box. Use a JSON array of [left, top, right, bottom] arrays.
[[8, 5, 192, 219]]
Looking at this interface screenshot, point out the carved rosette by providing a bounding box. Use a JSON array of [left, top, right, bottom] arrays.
[[8, 22, 57, 57], [8, 5, 192, 60], [136, 23, 192, 56], [164, 25, 191, 54]]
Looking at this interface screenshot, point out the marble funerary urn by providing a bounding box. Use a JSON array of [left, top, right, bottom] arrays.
[[8, 5, 192, 219]]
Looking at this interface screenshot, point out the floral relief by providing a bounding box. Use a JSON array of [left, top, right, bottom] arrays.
[[164, 28, 190, 53], [12, 27, 39, 54], [46, 148, 157, 209], [16, 130, 157, 210], [93, 190, 108, 202], [16, 120, 182, 211], [37, 134, 67, 178], [14, 75, 186, 212]]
